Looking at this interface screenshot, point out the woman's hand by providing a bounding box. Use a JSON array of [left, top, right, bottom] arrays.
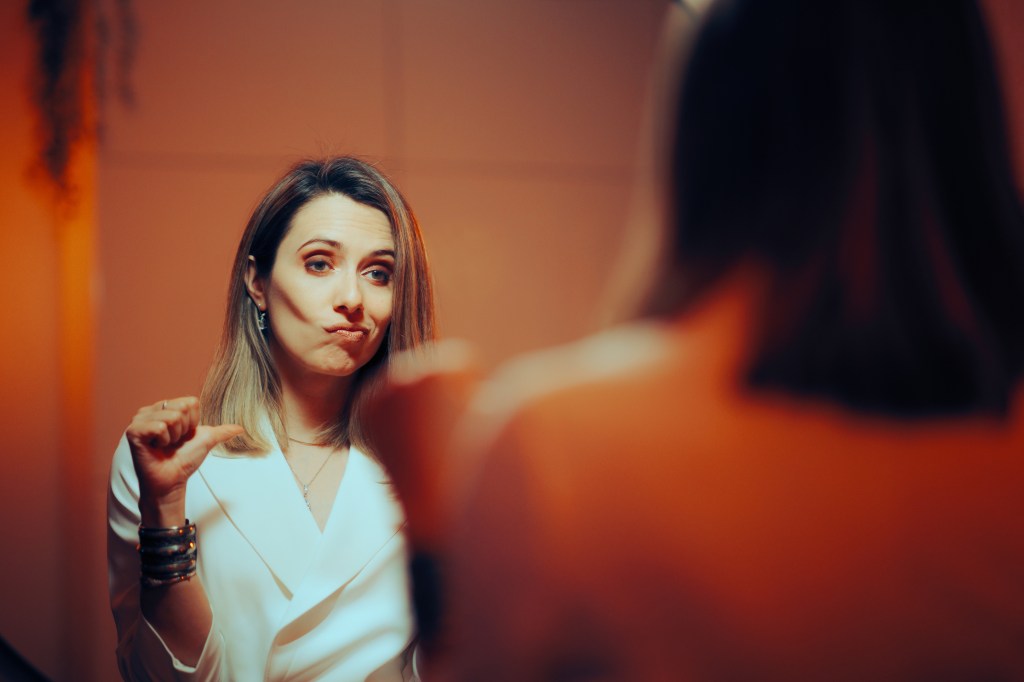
[[364, 341, 480, 550], [126, 396, 244, 527]]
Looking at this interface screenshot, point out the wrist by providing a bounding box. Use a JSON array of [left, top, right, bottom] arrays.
[[139, 491, 187, 527]]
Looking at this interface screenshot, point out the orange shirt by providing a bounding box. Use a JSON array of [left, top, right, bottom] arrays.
[[448, 280, 1024, 681]]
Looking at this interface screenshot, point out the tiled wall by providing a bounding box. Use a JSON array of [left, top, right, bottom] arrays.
[[93, 2, 666, 680]]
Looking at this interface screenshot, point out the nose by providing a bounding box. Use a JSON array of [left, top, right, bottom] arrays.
[[333, 270, 364, 315]]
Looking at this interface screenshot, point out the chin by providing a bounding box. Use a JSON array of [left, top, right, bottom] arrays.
[[317, 354, 374, 378], [310, 344, 384, 379], [319, 362, 362, 378]]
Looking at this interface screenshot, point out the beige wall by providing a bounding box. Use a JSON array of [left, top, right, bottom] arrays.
[[3, 1, 1023, 680], [4, 2, 666, 680]]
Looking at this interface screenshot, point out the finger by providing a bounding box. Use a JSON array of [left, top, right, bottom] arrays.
[[209, 423, 245, 444], [165, 395, 199, 423], [176, 424, 246, 474], [134, 400, 164, 421], [161, 406, 192, 445], [167, 410, 186, 444], [136, 400, 172, 426], [144, 395, 194, 413], [145, 397, 179, 415], [184, 397, 201, 433], [127, 419, 173, 449], [191, 423, 245, 454], [130, 410, 184, 447], [158, 396, 200, 444], [388, 339, 480, 386]]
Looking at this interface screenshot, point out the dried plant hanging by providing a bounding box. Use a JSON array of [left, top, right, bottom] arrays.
[[26, 0, 136, 200]]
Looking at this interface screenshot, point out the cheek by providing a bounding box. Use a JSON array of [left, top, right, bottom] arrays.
[[270, 277, 326, 320], [369, 289, 394, 329]]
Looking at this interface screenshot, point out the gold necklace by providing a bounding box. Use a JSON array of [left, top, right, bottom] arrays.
[[288, 436, 330, 447], [284, 446, 334, 510]]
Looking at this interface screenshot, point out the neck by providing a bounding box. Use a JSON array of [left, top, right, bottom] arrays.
[[666, 264, 765, 383], [271, 344, 353, 439]]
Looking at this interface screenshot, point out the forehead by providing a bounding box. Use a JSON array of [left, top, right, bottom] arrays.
[[282, 193, 394, 249]]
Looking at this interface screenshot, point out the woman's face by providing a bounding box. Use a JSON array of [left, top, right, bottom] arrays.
[[247, 193, 395, 383]]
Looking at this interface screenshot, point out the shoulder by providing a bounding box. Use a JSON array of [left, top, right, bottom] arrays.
[[456, 322, 681, 483], [473, 321, 676, 422]]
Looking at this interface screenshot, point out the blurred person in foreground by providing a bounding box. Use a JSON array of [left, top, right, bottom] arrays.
[[370, 0, 1024, 679], [107, 157, 435, 680]]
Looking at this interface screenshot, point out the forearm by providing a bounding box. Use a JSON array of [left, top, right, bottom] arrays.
[[137, 494, 213, 667], [139, 579, 213, 666]]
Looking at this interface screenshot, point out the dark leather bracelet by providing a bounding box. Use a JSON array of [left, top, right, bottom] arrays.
[[140, 571, 196, 589], [138, 521, 196, 546], [137, 520, 199, 587], [138, 541, 196, 559]]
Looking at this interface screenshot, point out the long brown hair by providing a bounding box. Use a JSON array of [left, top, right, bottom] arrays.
[[658, 0, 1024, 417], [201, 156, 436, 454]]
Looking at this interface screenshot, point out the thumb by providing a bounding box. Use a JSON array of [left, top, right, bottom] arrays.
[[178, 424, 246, 474], [198, 423, 246, 450]]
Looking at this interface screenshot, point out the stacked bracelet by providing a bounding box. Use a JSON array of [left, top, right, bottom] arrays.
[[137, 521, 198, 588]]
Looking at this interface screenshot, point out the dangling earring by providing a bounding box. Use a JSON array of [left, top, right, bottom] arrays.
[[257, 309, 268, 332]]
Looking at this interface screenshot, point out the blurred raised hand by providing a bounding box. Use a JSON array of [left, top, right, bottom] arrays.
[[364, 340, 480, 550]]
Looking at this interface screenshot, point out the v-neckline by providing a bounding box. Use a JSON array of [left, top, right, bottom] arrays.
[[276, 444, 351, 535], [198, 440, 402, 602]]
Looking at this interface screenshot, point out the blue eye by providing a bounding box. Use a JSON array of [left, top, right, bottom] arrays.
[[306, 259, 331, 273], [366, 268, 392, 284]]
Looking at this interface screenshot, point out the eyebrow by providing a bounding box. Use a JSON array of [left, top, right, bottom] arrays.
[[297, 238, 341, 252], [296, 239, 395, 259]]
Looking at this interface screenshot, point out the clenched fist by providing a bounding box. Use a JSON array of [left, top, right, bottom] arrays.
[[126, 396, 244, 527]]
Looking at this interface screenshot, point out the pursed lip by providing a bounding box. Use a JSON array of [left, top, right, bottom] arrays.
[[325, 323, 369, 335]]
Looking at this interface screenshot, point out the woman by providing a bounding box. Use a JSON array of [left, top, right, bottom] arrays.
[[107, 156, 435, 681], [378, 1, 1024, 679]]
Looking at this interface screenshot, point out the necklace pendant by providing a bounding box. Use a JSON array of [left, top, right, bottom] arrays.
[[285, 449, 334, 514]]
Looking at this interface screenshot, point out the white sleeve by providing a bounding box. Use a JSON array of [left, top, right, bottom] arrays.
[[403, 642, 422, 682], [106, 434, 226, 681]]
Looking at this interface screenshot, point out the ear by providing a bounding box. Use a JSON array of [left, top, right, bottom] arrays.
[[245, 255, 267, 311]]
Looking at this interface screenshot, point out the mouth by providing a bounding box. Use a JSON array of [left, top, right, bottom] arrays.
[[325, 324, 369, 342]]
